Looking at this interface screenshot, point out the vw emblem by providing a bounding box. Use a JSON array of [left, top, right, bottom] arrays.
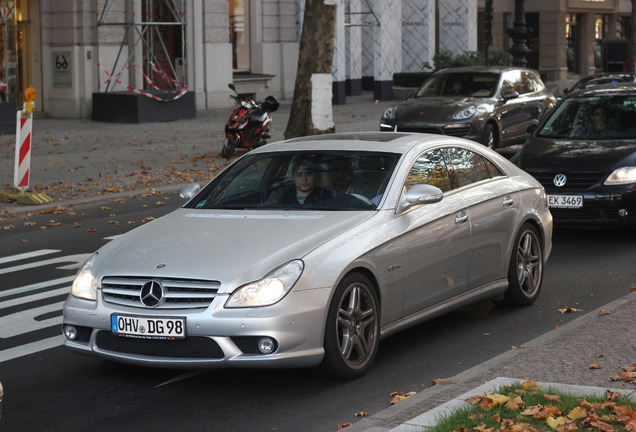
[[140, 280, 164, 308], [553, 174, 567, 188]]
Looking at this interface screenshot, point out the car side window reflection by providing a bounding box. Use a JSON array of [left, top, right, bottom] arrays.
[[405, 150, 452, 193], [444, 148, 492, 188]]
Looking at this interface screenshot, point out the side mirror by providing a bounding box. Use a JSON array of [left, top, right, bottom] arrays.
[[179, 183, 201, 200], [526, 124, 537, 134], [228, 83, 236, 91], [502, 90, 520, 102], [399, 184, 443, 214]]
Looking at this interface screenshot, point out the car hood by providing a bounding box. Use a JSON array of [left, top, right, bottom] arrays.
[[94, 208, 373, 293], [396, 97, 488, 124], [518, 136, 636, 171]]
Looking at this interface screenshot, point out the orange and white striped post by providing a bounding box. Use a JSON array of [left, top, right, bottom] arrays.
[[14, 85, 36, 192]]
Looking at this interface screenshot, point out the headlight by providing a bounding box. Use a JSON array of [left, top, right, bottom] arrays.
[[451, 106, 476, 120], [226, 260, 304, 308], [71, 253, 98, 301], [605, 166, 636, 185], [382, 106, 396, 120]]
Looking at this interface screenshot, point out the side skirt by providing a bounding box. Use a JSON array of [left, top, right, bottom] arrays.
[[380, 280, 509, 339]]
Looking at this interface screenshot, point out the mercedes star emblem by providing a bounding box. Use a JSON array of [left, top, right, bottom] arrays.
[[140, 280, 164, 307]]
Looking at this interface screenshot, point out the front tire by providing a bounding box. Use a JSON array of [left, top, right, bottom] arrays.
[[481, 123, 498, 149], [504, 223, 544, 305], [221, 135, 239, 159], [315, 272, 380, 379]]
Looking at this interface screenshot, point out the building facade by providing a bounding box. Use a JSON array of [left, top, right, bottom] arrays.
[[0, 0, 632, 123]]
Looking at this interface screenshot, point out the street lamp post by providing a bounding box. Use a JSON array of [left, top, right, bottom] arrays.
[[506, 0, 533, 67]]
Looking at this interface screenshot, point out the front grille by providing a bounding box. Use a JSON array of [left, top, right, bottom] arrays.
[[528, 171, 606, 190], [397, 127, 442, 135], [101, 276, 220, 309], [549, 207, 600, 221], [96, 331, 224, 359], [442, 125, 471, 137]]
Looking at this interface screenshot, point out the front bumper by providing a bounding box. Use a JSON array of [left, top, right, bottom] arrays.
[[62, 288, 331, 369], [546, 189, 636, 226]]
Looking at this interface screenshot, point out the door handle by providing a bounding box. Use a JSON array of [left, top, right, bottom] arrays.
[[455, 211, 468, 225], [502, 196, 514, 207]]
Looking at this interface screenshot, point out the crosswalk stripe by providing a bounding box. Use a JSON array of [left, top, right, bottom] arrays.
[[0, 249, 61, 265], [0, 335, 63, 363]]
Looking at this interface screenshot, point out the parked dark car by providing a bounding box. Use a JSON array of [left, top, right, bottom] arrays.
[[380, 66, 556, 149], [515, 83, 636, 227], [562, 73, 635, 95]]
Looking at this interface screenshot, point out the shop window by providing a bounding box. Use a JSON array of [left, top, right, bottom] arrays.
[[566, 13, 580, 74], [595, 14, 607, 69], [230, 0, 250, 73], [0, 0, 30, 105]]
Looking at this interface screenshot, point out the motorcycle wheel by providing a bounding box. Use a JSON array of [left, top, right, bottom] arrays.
[[221, 135, 239, 159]]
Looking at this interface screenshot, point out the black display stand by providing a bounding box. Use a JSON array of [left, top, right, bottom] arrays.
[[0, 102, 16, 134], [92, 91, 195, 123]]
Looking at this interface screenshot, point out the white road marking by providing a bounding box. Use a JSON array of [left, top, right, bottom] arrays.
[[0, 276, 73, 301], [0, 335, 64, 363], [0, 249, 60, 265], [0, 301, 64, 338], [0, 253, 90, 275]]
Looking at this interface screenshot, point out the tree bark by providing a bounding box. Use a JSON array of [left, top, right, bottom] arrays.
[[284, 0, 337, 139]]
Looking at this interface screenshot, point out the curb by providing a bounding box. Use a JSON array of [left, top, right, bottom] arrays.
[[345, 290, 636, 432]]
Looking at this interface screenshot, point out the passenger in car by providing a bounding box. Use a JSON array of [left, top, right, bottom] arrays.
[[330, 157, 374, 197]]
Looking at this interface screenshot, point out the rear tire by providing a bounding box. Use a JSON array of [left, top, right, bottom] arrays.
[[504, 223, 544, 305], [314, 272, 380, 379], [221, 135, 239, 159]]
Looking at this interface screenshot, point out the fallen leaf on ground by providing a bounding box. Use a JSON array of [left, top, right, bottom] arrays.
[[589, 363, 604, 369], [546, 416, 568, 430], [557, 307, 583, 314]]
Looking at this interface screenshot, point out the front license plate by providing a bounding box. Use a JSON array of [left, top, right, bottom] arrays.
[[111, 314, 186, 340], [548, 195, 583, 209]]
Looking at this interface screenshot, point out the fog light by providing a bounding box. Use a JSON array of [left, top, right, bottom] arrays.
[[618, 208, 629, 218], [63, 325, 78, 341], [258, 337, 275, 354]]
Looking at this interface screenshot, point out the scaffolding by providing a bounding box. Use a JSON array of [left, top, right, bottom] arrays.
[[97, 0, 187, 97]]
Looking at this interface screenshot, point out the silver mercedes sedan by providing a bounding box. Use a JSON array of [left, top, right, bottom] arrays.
[[62, 132, 552, 379]]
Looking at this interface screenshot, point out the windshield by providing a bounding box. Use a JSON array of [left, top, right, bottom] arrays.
[[415, 72, 500, 98], [186, 151, 400, 211], [538, 95, 636, 140]]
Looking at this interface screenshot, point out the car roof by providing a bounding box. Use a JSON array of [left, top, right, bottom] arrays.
[[436, 66, 534, 74], [250, 132, 475, 154], [567, 82, 636, 98]]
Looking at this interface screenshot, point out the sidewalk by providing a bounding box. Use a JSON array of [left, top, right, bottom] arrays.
[[347, 290, 636, 431], [1, 90, 634, 431]]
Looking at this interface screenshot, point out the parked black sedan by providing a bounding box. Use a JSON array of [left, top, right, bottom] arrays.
[[380, 66, 556, 149], [514, 83, 636, 227]]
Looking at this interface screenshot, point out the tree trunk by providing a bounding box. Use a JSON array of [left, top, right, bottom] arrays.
[[284, 0, 337, 139]]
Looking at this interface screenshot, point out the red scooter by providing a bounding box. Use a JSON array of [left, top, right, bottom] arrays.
[[221, 83, 279, 158]]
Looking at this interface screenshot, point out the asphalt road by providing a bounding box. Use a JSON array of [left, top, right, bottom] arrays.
[[1, 193, 635, 432]]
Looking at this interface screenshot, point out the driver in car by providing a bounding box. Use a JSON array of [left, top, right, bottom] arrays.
[[280, 157, 332, 205]]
